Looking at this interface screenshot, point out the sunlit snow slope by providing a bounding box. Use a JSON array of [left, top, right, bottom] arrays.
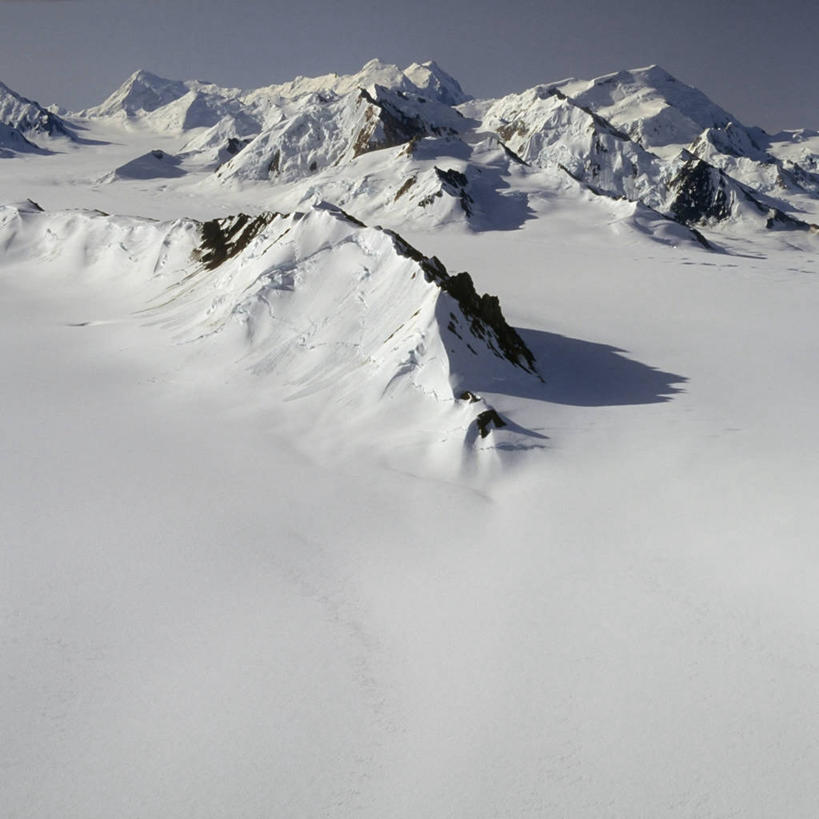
[[2, 59, 819, 819]]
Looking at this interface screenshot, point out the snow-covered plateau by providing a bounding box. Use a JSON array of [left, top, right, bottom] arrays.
[[2, 60, 819, 818]]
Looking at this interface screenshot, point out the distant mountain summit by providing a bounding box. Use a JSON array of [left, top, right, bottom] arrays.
[[0, 80, 75, 141], [4, 60, 818, 241], [548, 65, 756, 152], [88, 69, 191, 116]]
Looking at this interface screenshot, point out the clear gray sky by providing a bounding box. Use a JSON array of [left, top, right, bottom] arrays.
[[1, 0, 817, 132]]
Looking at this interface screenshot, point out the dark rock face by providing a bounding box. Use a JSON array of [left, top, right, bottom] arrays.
[[764, 209, 817, 232], [668, 157, 817, 232], [394, 176, 417, 201], [668, 159, 734, 225], [194, 212, 278, 270], [475, 408, 507, 438], [226, 137, 251, 157], [418, 167, 474, 216], [352, 86, 458, 158], [383, 228, 539, 376]]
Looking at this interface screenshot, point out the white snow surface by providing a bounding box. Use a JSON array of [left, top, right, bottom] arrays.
[[0, 80, 74, 141], [0, 121, 43, 158], [2, 61, 819, 819]]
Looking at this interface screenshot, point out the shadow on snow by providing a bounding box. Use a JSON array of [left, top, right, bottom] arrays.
[[463, 327, 687, 407]]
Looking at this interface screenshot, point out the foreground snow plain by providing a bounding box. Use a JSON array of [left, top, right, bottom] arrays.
[[3, 67, 819, 818]]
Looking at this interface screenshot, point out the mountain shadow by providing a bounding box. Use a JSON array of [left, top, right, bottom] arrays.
[[459, 327, 687, 406]]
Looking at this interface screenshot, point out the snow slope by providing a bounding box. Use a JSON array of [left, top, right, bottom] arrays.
[[0, 200, 541, 452], [0, 80, 75, 141], [0, 121, 45, 158], [2, 59, 819, 819], [44, 60, 819, 235]]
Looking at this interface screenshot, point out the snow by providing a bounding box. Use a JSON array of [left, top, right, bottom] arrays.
[[2, 61, 819, 818], [0, 121, 44, 158], [0, 80, 74, 141], [552, 64, 747, 153]]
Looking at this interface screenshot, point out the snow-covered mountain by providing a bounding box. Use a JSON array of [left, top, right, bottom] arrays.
[[0, 199, 540, 445], [548, 65, 757, 153], [5, 59, 819, 819], [20, 59, 809, 239], [0, 80, 75, 142]]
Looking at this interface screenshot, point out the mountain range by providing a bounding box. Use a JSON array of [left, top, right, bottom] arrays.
[[1, 59, 817, 445], [5, 58, 819, 819], [4, 60, 818, 238]]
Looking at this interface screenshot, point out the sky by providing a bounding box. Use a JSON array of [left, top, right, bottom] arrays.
[[0, 0, 817, 132]]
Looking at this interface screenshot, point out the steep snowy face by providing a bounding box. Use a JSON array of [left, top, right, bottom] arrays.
[[551, 65, 753, 154], [0, 81, 74, 140], [250, 58, 470, 107], [547, 66, 817, 204], [78, 59, 469, 145], [215, 85, 464, 185], [5, 60, 818, 242], [480, 76, 819, 234], [85, 69, 191, 117], [403, 60, 471, 106], [685, 124, 819, 197], [169, 203, 538, 404], [0, 201, 540, 440], [80, 69, 263, 136], [766, 130, 819, 196], [483, 86, 668, 207]]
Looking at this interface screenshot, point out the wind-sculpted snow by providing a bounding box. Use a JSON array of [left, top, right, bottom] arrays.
[[172, 203, 541, 408], [0, 201, 543, 449]]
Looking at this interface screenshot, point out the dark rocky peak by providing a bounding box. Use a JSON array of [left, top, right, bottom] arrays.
[[669, 159, 748, 225], [381, 227, 539, 376], [353, 85, 461, 157], [193, 212, 279, 269], [668, 158, 817, 231]]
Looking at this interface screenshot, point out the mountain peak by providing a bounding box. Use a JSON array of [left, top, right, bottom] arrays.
[[547, 64, 742, 151], [89, 69, 190, 116], [404, 60, 471, 105], [0, 79, 74, 139]]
